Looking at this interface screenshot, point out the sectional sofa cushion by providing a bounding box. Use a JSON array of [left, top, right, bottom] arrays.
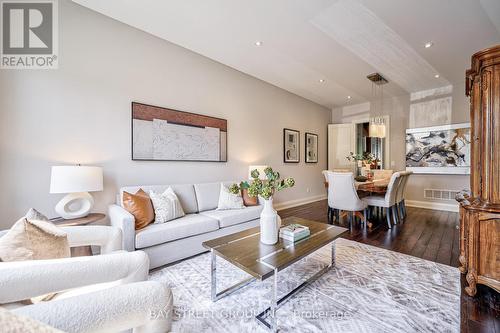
[[122, 189, 155, 230], [135, 214, 219, 249], [121, 184, 198, 214], [200, 205, 263, 228], [149, 188, 185, 223], [242, 189, 259, 206], [217, 184, 245, 210], [194, 182, 221, 212]]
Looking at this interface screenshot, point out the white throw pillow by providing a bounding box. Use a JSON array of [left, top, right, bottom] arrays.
[[149, 187, 185, 223], [217, 184, 245, 210]]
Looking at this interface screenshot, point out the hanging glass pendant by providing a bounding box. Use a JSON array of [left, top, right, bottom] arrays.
[[369, 117, 386, 138]]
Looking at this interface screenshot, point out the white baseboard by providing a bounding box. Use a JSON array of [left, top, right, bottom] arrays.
[[275, 194, 327, 211], [405, 200, 459, 212], [273, 196, 459, 213]]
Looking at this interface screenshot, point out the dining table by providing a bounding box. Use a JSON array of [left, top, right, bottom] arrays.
[[324, 178, 390, 196], [355, 179, 390, 197]]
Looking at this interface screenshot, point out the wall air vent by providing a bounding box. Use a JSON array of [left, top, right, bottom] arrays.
[[367, 73, 388, 85], [424, 189, 460, 201]]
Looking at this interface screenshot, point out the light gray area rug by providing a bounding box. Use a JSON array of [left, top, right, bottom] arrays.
[[150, 238, 460, 332]]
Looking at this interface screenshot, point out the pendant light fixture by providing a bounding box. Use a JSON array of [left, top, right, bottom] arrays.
[[367, 73, 388, 138]]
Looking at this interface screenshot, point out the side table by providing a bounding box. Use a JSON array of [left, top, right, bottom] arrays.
[[51, 213, 106, 257]]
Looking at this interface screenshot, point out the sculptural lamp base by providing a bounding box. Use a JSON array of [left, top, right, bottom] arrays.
[[55, 192, 94, 219], [260, 198, 281, 245]]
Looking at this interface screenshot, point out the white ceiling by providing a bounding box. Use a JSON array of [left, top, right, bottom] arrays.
[[73, 0, 500, 109]]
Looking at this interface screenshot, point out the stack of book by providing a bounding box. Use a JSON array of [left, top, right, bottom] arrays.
[[279, 224, 310, 242]]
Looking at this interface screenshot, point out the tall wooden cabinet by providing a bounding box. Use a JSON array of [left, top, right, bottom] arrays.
[[458, 45, 500, 296]]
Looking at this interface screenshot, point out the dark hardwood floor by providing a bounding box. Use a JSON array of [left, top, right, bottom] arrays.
[[278, 199, 499, 333]]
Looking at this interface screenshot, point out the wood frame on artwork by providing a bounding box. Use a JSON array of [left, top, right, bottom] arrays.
[[131, 102, 228, 162], [305, 132, 318, 163], [283, 128, 300, 163]]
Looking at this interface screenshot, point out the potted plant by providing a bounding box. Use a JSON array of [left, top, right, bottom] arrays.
[[230, 167, 295, 245]]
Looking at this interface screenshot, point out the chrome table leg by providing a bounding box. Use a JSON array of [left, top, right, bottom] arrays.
[[211, 249, 255, 302], [332, 241, 336, 267], [256, 242, 336, 331], [271, 267, 278, 332], [211, 250, 216, 301]]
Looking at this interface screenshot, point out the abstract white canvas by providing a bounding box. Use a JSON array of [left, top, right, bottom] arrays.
[[132, 119, 153, 159], [132, 102, 227, 161], [152, 120, 220, 161]]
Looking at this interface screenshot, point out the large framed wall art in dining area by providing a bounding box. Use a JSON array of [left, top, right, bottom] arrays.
[[132, 102, 227, 162], [405, 122, 470, 174]]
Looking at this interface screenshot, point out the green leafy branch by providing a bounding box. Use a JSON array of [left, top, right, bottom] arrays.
[[229, 167, 295, 200]]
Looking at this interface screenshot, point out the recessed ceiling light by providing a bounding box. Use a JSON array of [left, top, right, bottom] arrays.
[[347, 95, 352, 99], [425, 42, 434, 48], [434, 74, 440, 78], [319, 79, 325, 83], [254, 41, 262, 46]]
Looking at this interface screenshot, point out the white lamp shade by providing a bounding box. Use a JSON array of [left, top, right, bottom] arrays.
[[249, 165, 269, 180], [50, 166, 103, 194]]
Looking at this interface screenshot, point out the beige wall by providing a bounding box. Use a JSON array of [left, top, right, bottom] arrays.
[[0, 0, 330, 229], [331, 81, 470, 207]]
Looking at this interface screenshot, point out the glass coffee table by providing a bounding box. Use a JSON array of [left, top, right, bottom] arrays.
[[202, 217, 348, 332]]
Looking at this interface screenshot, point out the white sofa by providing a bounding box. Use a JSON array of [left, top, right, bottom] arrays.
[[109, 181, 263, 269]]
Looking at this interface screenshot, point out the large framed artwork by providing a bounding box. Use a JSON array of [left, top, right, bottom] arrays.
[[405, 123, 470, 174], [132, 102, 227, 162], [305, 132, 318, 163], [283, 128, 300, 163]]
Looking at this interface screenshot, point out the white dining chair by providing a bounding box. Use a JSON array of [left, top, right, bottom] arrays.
[[327, 171, 368, 227], [322, 170, 334, 221], [362, 171, 402, 228], [396, 171, 412, 219], [322, 170, 329, 179]]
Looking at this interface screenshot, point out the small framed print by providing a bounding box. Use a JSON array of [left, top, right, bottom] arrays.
[[283, 128, 300, 163], [305, 132, 318, 163]]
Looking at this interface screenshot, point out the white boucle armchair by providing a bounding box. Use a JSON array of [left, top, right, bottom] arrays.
[[0, 225, 173, 333]]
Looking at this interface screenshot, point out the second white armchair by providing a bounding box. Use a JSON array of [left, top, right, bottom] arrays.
[[0, 225, 173, 333]]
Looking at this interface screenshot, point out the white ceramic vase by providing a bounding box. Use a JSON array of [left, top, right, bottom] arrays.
[[260, 197, 281, 245]]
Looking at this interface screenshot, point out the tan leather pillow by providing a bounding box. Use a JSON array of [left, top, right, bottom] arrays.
[[0, 218, 70, 262], [123, 189, 155, 230], [242, 189, 258, 206]]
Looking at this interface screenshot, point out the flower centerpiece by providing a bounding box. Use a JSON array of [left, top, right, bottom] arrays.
[[346, 151, 380, 179], [230, 167, 295, 244]]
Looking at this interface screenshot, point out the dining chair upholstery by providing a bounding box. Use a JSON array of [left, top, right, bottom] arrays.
[[362, 172, 402, 228], [372, 169, 393, 180], [327, 172, 367, 212], [322, 170, 329, 182], [395, 171, 408, 203], [396, 171, 413, 218], [322, 170, 334, 221]]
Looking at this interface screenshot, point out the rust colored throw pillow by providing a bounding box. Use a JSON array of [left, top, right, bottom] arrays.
[[242, 189, 258, 206], [123, 189, 155, 230]]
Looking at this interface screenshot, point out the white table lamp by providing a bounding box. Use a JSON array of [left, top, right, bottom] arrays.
[[50, 166, 103, 219], [248, 165, 269, 180]]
